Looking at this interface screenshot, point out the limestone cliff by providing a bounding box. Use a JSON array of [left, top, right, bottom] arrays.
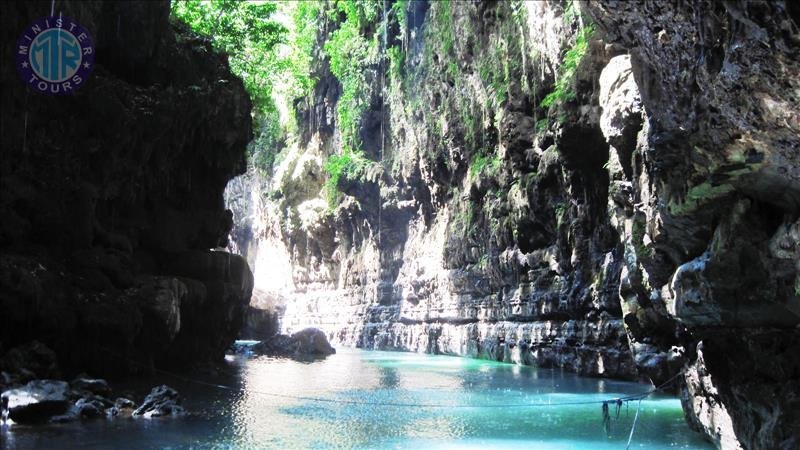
[[0, 1, 253, 378], [230, 1, 800, 448]]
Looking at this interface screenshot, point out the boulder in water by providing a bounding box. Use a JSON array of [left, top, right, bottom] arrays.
[[51, 396, 110, 423], [106, 397, 136, 418], [133, 385, 185, 418], [2, 379, 69, 423], [252, 328, 336, 359], [73, 397, 108, 419]]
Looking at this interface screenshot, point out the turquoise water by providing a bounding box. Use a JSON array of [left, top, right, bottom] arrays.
[[2, 347, 712, 449]]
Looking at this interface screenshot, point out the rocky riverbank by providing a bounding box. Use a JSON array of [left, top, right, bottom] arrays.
[[0, 341, 184, 425]]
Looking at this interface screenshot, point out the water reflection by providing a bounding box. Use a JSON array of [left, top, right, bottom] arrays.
[[4, 348, 712, 449]]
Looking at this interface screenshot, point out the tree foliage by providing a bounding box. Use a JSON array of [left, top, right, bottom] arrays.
[[172, 0, 286, 112], [171, 0, 291, 173], [171, 1, 388, 206]]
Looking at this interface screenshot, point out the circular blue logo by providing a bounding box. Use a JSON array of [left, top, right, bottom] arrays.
[[16, 15, 95, 94]]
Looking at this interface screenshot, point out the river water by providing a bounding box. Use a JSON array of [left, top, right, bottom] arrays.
[[3, 346, 711, 449]]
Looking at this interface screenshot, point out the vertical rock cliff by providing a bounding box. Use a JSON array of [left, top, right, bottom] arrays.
[[230, 1, 799, 447], [0, 0, 254, 378], [585, 2, 800, 448]]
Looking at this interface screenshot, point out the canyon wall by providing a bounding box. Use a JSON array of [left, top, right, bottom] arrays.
[[230, 1, 800, 448], [0, 0, 253, 379]]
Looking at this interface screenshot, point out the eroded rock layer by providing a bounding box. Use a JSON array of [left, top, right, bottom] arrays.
[[229, 1, 800, 447]]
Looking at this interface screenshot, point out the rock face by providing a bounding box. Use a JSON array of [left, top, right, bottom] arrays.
[[0, 0, 253, 376], [232, 0, 637, 381], [584, 1, 800, 448], [227, 1, 800, 448]]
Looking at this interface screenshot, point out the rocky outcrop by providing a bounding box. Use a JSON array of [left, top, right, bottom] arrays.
[[228, 0, 800, 447], [584, 1, 800, 448], [252, 328, 336, 359], [132, 385, 185, 418], [0, 0, 253, 376]]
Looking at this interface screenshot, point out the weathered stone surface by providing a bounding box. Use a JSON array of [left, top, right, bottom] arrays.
[[134, 277, 187, 345], [2, 380, 69, 424], [105, 397, 136, 418], [132, 385, 185, 419], [253, 328, 336, 359], [598, 54, 642, 178], [585, 1, 800, 447]]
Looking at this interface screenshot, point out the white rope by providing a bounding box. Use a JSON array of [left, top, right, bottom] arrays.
[[626, 397, 644, 449]]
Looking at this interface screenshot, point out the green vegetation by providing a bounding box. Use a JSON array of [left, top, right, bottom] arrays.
[[631, 218, 654, 258], [324, 150, 370, 206], [554, 202, 569, 227], [667, 181, 736, 216], [452, 201, 476, 236], [171, 1, 323, 174], [171, 0, 288, 173], [171, 1, 286, 111], [434, 0, 455, 56], [323, 0, 380, 151], [470, 153, 502, 178], [541, 23, 594, 108], [388, 45, 404, 83], [391, 0, 409, 38], [536, 118, 549, 133], [288, 2, 322, 101], [319, 0, 384, 208]]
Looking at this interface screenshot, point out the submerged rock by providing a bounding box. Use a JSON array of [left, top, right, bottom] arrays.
[[133, 385, 185, 418], [252, 328, 336, 359], [2, 380, 69, 424]]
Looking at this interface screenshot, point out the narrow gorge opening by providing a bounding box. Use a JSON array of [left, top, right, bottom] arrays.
[[1, 1, 799, 449]]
